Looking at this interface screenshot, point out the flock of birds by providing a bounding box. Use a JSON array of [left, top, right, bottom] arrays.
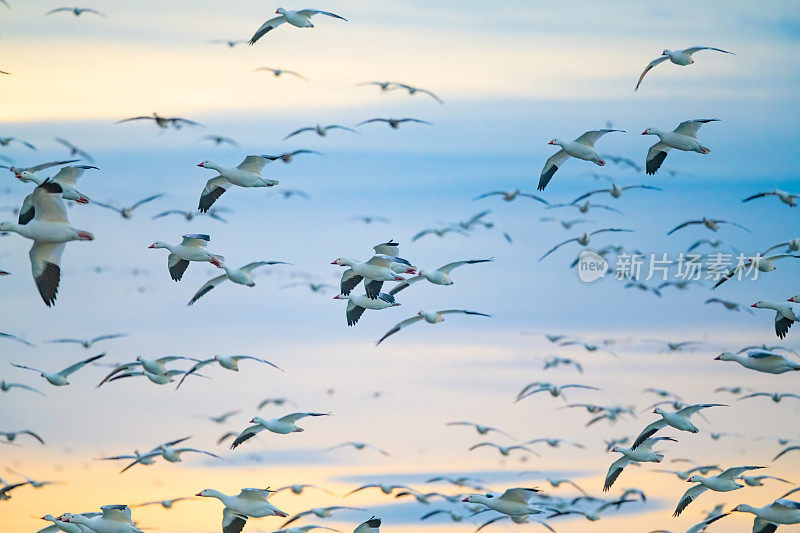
[[1, 2, 799, 533]]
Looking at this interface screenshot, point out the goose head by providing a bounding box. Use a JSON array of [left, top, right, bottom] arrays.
[[148, 241, 169, 250], [714, 351, 737, 361], [196, 161, 218, 170], [15, 171, 40, 184], [250, 416, 268, 425], [330, 257, 351, 266], [547, 138, 563, 146], [276, 7, 287, 15], [788, 296, 800, 303], [641, 128, 657, 135], [750, 301, 771, 309], [332, 294, 349, 300]]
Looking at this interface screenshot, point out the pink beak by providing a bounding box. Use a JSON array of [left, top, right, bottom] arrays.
[[249, 418, 256, 423], [788, 298, 795, 302], [148, 244, 155, 248], [462, 497, 470, 502], [641, 130, 648, 135], [197, 163, 205, 167], [547, 140, 554, 145], [714, 355, 722, 360], [750, 303, 758, 307], [195, 492, 203, 496]]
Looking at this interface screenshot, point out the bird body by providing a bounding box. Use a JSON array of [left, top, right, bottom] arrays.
[[716, 350, 800, 374]]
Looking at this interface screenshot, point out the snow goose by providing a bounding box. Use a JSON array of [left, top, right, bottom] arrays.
[[0, 136, 36, 150], [764, 239, 800, 254], [97, 437, 188, 472], [48, 333, 127, 349], [354, 518, 381, 533], [462, 488, 545, 520], [200, 134, 239, 147], [39, 513, 96, 533], [197, 488, 288, 533], [153, 207, 230, 223], [229, 412, 330, 449], [0, 429, 45, 444], [264, 150, 322, 163], [357, 118, 430, 129], [61, 507, 142, 533], [116, 113, 202, 130], [197, 156, 279, 211], [631, 404, 725, 448], [274, 484, 336, 496], [571, 183, 661, 203], [45, 7, 105, 17], [475, 190, 548, 203], [0, 380, 45, 396], [334, 293, 400, 326], [525, 438, 585, 449], [253, 67, 308, 81], [389, 258, 492, 295], [667, 216, 749, 235], [135, 443, 221, 466], [283, 281, 335, 293], [538, 129, 625, 191], [284, 124, 357, 140], [0, 182, 94, 305], [705, 298, 753, 313], [731, 498, 800, 531], [326, 441, 390, 456], [93, 194, 163, 219], [187, 260, 289, 305], [16, 165, 97, 204], [674, 466, 763, 517], [411, 226, 467, 240], [539, 228, 633, 261], [97, 355, 199, 386], [356, 81, 397, 92], [743, 190, 798, 207], [390, 84, 444, 104], [6, 470, 59, 488], [283, 506, 365, 527], [55, 137, 94, 162], [547, 200, 623, 214], [0, 159, 79, 176], [102, 368, 195, 386], [176, 355, 283, 389], [543, 356, 583, 373], [750, 301, 799, 338], [207, 39, 245, 48], [716, 350, 800, 374], [468, 442, 536, 457], [604, 437, 677, 491], [134, 498, 193, 509], [0, 481, 29, 501], [11, 353, 104, 386], [774, 446, 800, 461], [539, 217, 592, 229], [712, 254, 798, 289], [739, 392, 800, 403], [0, 331, 34, 346], [643, 119, 719, 175], [515, 382, 599, 402], [148, 234, 224, 281], [376, 309, 491, 345], [333, 256, 407, 299], [248, 8, 347, 44], [741, 475, 792, 487], [635, 47, 734, 91], [446, 421, 512, 438]]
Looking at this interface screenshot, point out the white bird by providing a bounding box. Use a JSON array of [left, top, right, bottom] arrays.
[[93, 194, 163, 219], [61, 506, 142, 533], [376, 310, 491, 345], [353, 517, 381, 533], [126, 444, 221, 471], [134, 497, 193, 509], [389, 258, 492, 295], [475, 190, 548, 203], [55, 137, 94, 162], [248, 8, 347, 44], [674, 466, 764, 516], [632, 404, 725, 448], [643, 119, 719, 175], [750, 301, 799, 338], [713, 255, 799, 289], [0, 182, 94, 306], [445, 421, 513, 438], [47, 333, 127, 349], [148, 234, 225, 281], [11, 353, 104, 386], [45, 7, 105, 17], [197, 488, 288, 532], [16, 165, 97, 205], [731, 498, 800, 531], [230, 412, 329, 448], [253, 67, 308, 81], [187, 260, 289, 305], [357, 117, 430, 129], [0, 429, 45, 445], [740, 475, 792, 487], [326, 441, 390, 456], [273, 527, 342, 533], [716, 350, 800, 374], [743, 190, 799, 207], [539, 228, 633, 261], [176, 355, 283, 389], [462, 488, 545, 521], [0, 380, 44, 396], [739, 392, 800, 403], [284, 124, 357, 140], [273, 484, 336, 496], [515, 382, 599, 402], [97, 355, 200, 386], [333, 256, 407, 300], [538, 129, 625, 191], [197, 156, 279, 212], [389, 83, 444, 104], [571, 183, 661, 203], [38, 513, 98, 533], [635, 47, 734, 91], [468, 442, 536, 457], [668, 216, 749, 235], [604, 437, 677, 491], [0, 331, 34, 346], [97, 437, 189, 473]]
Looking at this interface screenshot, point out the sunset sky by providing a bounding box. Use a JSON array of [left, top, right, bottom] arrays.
[[1, 1, 800, 532]]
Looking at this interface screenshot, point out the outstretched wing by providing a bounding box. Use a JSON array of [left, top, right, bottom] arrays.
[[634, 56, 668, 91], [187, 274, 228, 306], [198, 176, 231, 212], [376, 316, 424, 345], [645, 142, 671, 175], [538, 149, 569, 191], [298, 9, 348, 21], [674, 118, 719, 137], [248, 16, 286, 45], [631, 419, 667, 449], [574, 129, 624, 147]]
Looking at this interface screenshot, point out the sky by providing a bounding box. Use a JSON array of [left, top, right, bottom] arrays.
[[1, 1, 800, 532]]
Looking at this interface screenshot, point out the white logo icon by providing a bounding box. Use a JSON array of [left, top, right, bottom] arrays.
[[578, 250, 608, 283]]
